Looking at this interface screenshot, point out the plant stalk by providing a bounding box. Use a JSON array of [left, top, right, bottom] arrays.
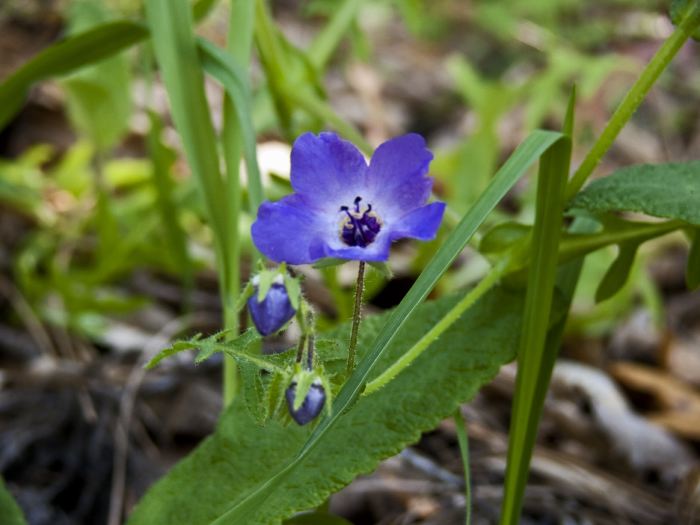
[[346, 261, 366, 375], [565, 6, 700, 200]]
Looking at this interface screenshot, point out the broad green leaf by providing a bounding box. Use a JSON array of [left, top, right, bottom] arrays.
[[570, 161, 700, 226], [0, 478, 26, 525], [128, 287, 525, 525], [284, 512, 352, 525], [670, 0, 700, 40]]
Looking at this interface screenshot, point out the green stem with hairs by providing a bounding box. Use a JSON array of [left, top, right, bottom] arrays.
[[565, 5, 700, 200], [346, 261, 366, 376]]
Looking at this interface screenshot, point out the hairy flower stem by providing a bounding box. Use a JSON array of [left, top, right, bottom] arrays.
[[346, 261, 366, 376], [295, 333, 307, 365], [565, 4, 700, 201]]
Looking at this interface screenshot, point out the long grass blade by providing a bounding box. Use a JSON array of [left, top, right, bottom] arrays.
[[145, 0, 231, 311], [208, 129, 563, 524], [218, 0, 257, 405], [500, 126, 572, 523], [308, 0, 367, 69], [0, 21, 148, 130], [197, 38, 264, 213]]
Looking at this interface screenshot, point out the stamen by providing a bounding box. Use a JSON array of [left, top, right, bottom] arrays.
[[338, 196, 382, 248]]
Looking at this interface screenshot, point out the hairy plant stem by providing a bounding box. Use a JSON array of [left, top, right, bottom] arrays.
[[295, 333, 307, 365], [565, 5, 700, 200], [346, 261, 366, 376]]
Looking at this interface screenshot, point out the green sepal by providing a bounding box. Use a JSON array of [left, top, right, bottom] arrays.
[[292, 366, 317, 412], [283, 272, 302, 310], [257, 268, 277, 302], [367, 261, 393, 280], [234, 280, 255, 312], [312, 258, 347, 269]]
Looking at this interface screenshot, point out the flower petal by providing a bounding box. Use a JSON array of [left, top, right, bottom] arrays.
[[367, 134, 434, 213], [322, 233, 393, 262], [389, 202, 446, 241], [251, 195, 329, 264], [290, 132, 368, 210]]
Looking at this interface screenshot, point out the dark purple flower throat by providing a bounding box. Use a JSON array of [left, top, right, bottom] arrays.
[[339, 196, 382, 248]]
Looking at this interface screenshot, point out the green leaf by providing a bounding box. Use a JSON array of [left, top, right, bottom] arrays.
[[62, 0, 132, 151], [128, 287, 525, 525], [670, 0, 700, 40], [145, 0, 233, 310], [686, 228, 700, 290], [0, 21, 148, 131], [146, 111, 193, 288], [0, 477, 26, 525], [197, 36, 264, 216], [284, 512, 353, 525], [595, 241, 640, 303], [145, 328, 262, 369], [570, 161, 700, 226]]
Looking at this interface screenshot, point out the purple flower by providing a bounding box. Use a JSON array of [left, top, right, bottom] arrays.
[[285, 380, 326, 425], [251, 132, 445, 264], [247, 280, 296, 336]]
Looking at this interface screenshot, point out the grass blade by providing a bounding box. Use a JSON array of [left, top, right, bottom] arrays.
[[219, 0, 257, 405], [308, 0, 367, 69], [197, 38, 264, 214], [0, 21, 148, 130], [500, 132, 572, 523], [146, 110, 193, 305], [145, 0, 232, 316], [208, 129, 563, 524]]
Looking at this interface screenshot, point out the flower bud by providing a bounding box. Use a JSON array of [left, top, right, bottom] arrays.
[[285, 379, 326, 426], [247, 276, 296, 336]]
